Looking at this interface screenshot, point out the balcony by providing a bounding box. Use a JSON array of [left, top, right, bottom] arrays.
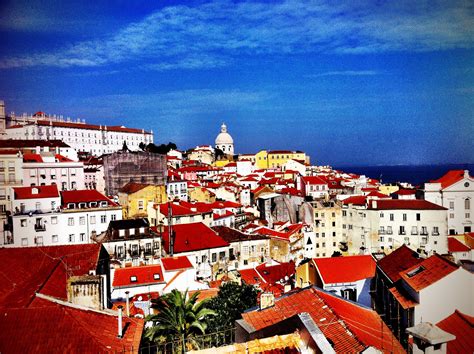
[[34, 224, 46, 232], [432, 231, 440, 236], [386, 230, 393, 235], [378, 230, 386, 235]]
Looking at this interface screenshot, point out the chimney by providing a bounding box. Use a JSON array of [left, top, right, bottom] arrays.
[[125, 291, 130, 317], [117, 306, 123, 338], [464, 170, 469, 178], [170, 230, 176, 256]]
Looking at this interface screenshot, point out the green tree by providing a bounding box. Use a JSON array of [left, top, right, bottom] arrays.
[[206, 282, 259, 332], [145, 289, 216, 350]]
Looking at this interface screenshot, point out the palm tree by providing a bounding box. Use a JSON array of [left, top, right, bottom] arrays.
[[145, 289, 216, 352]]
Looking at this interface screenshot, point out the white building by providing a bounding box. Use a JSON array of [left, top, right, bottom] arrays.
[[424, 169, 473, 235], [22, 153, 85, 190], [342, 198, 449, 256], [5, 114, 153, 156], [215, 123, 234, 156], [7, 186, 122, 247], [166, 179, 188, 201], [300, 176, 329, 199]]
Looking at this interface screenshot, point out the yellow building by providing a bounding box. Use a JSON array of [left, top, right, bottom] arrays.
[[295, 260, 318, 288], [118, 182, 166, 219], [214, 159, 233, 168], [188, 187, 216, 203], [378, 184, 399, 196], [255, 150, 307, 169]]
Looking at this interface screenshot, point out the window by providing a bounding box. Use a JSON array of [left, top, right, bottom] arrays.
[[342, 211, 347, 216], [69, 234, 75, 243], [450, 213, 455, 219], [399, 226, 406, 235], [466, 213, 471, 219], [130, 276, 137, 282], [421, 226, 428, 235], [21, 238, 28, 246], [449, 201, 454, 210], [101, 215, 107, 223], [380, 212, 384, 218], [433, 227, 439, 236], [466, 199, 471, 210], [61, 168, 67, 176], [403, 213, 407, 221], [219, 251, 226, 260], [387, 226, 392, 234], [212, 253, 217, 262], [389, 214, 394, 221], [111, 214, 116, 221], [407, 266, 425, 277], [79, 216, 85, 225], [332, 221, 336, 227], [153, 273, 161, 280], [52, 235, 58, 243], [35, 202, 41, 211], [379, 226, 385, 234], [68, 217, 74, 226], [138, 200, 144, 210], [411, 226, 418, 235], [379, 236, 384, 242], [90, 216, 96, 224], [80, 233, 85, 242], [21, 219, 27, 227]]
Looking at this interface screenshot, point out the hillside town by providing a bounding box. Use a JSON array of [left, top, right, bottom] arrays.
[[0, 100, 472, 353]]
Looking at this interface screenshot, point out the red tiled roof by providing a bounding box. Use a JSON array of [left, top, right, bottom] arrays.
[[118, 182, 151, 194], [313, 255, 376, 284], [342, 195, 367, 206], [0, 244, 102, 308], [157, 202, 203, 216], [400, 254, 459, 292], [368, 199, 446, 210], [239, 268, 262, 285], [113, 265, 164, 287], [367, 191, 391, 199], [13, 185, 59, 200], [448, 237, 471, 252], [188, 288, 219, 302], [212, 226, 268, 243], [213, 210, 234, 220], [394, 189, 417, 195], [61, 189, 119, 207], [159, 222, 229, 254], [389, 287, 418, 309], [161, 256, 193, 271], [23, 153, 43, 162], [278, 187, 303, 197], [315, 289, 404, 353], [377, 245, 423, 283], [437, 310, 474, 353], [54, 154, 73, 162], [256, 262, 295, 284], [0, 302, 143, 353], [430, 169, 469, 189], [301, 176, 327, 185], [241, 287, 403, 353]]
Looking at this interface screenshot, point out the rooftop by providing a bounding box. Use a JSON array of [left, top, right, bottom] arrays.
[[13, 185, 59, 200], [113, 264, 165, 287], [313, 255, 376, 284], [161, 256, 193, 271], [437, 310, 474, 353], [377, 245, 423, 283]]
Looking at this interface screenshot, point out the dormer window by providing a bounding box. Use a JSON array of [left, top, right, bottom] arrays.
[[100, 201, 108, 207], [67, 203, 75, 209], [79, 203, 87, 209], [130, 276, 137, 282], [153, 273, 161, 280], [90, 202, 97, 208]]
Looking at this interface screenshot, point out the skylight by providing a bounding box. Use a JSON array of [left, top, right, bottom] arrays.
[[407, 266, 425, 278]]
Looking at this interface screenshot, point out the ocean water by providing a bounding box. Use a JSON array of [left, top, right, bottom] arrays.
[[334, 164, 474, 186]]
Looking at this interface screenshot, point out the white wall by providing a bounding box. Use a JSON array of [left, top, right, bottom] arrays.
[[416, 268, 473, 324]]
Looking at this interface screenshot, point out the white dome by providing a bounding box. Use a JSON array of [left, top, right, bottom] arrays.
[[215, 123, 234, 145]]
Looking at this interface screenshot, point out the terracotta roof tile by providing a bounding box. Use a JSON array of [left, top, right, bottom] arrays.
[[437, 310, 474, 353], [0, 303, 143, 353], [313, 255, 376, 284], [113, 264, 164, 287], [159, 222, 229, 253], [429, 169, 470, 189], [377, 245, 423, 283], [13, 185, 59, 200], [400, 254, 459, 292], [448, 237, 471, 252], [161, 256, 193, 271], [61, 189, 119, 207]]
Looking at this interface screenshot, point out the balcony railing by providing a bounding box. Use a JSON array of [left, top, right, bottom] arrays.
[[34, 224, 46, 232]]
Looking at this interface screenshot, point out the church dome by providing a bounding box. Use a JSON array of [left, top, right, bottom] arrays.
[[215, 123, 234, 145]]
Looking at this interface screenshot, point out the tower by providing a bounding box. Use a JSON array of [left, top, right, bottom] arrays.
[[215, 122, 234, 156]]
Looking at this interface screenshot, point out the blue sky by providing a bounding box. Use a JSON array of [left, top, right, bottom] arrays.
[[0, 0, 473, 166]]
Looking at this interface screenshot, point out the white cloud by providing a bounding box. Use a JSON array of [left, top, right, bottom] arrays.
[[312, 70, 381, 77], [1, 0, 473, 69]]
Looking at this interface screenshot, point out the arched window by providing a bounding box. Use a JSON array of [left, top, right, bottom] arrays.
[[466, 198, 471, 210]]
